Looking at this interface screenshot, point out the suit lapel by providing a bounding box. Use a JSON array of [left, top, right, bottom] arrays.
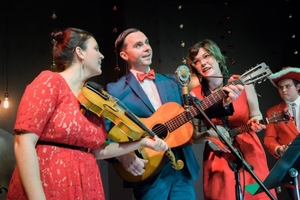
[[126, 72, 156, 113], [154, 74, 168, 104]]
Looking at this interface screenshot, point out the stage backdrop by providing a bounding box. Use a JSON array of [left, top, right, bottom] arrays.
[[0, 1, 299, 199]]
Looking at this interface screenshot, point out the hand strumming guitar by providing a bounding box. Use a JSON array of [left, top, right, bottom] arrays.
[[115, 136, 168, 177]]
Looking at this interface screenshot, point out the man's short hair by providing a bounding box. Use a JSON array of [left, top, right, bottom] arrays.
[[115, 28, 140, 53]]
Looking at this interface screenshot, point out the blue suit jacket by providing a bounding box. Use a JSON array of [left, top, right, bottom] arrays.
[[106, 72, 200, 181]]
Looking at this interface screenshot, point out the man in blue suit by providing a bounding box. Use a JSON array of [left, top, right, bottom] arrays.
[[106, 28, 243, 200]]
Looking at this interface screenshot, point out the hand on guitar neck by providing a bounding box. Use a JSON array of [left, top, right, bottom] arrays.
[[221, 74, 244, 106], [194, 110, 291, 152], [247, 117, 266, 133]]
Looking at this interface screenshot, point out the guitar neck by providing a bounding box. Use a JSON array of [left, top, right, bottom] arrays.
[[166, 106, 199, 132], [199, 78, 243, 110], [229, 118, 267, 137], [167, 79, 244, 132]]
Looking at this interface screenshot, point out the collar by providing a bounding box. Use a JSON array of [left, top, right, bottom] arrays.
[[130, 67, 151, 81], [286, 96, 300, 107]]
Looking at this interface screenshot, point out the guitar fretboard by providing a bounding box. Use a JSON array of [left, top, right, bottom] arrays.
[[229, 118, 274, 137], [165, 106, 199, 132], [165, 78, 244, 132]]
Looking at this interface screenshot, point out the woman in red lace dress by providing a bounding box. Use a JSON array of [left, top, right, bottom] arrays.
[[6, 28, 168, 200], [187, 39, 277, 200]]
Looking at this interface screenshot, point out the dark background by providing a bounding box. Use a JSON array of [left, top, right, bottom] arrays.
[[0, 0, 299, 199]]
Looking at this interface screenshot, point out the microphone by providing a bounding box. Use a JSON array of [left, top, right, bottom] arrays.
[[176, 65, 191, 110]]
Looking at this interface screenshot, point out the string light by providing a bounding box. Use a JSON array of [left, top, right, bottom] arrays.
[[3, 93, 9, 109], [112, 2, 122, 80], [177, 5, 186, 64], [224, 1, 236, 66], [283, 0, 298, 64], [50, 11, 57, 69], [181, 41, 186, 64], [51, 11, 57, 20], [3, 3, 10, 109]]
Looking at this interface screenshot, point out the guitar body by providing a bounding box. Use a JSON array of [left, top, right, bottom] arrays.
[[112, 102, 193, 182], [141, 102, 194, 148]]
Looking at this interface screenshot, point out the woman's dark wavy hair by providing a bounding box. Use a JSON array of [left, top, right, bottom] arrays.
[[186, 39, 229, 76], [186, 39, 229, 96], [51, 27, 94, 71]]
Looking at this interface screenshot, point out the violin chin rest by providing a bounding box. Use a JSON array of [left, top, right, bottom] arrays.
[[86, 81, 104, 91]]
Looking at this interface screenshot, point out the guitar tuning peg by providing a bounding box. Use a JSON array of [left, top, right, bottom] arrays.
[[257, 80, 262, 84]]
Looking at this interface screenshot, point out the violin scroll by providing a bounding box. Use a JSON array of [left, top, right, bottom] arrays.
[[165, 149, 184, 170]]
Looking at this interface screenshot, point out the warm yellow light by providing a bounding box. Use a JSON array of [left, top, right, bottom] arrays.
[[3, 93, 9, 109], [3, 97, 9, 109]]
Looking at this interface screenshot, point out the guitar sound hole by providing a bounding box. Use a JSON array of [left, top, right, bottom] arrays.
[[152, 124, 168, 139]]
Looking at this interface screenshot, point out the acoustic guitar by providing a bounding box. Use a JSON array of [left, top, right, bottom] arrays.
[[208, 109, 291, 152], [229, 110, 291, 137], [112, 62, 273, 182]]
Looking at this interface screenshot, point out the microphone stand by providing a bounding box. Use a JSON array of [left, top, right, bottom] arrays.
[[228, 161, 244, 200], [176, 65, 192, 118], [191, 99, 276, 200], [289, 168, 300, 200]]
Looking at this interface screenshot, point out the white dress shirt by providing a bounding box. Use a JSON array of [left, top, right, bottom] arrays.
[[287, 96, 300, 132], [130, 67, 162, 110]]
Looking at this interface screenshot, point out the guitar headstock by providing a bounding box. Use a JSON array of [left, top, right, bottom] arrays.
[[268, 109, 292, 124], [239, 62, 272, 85]]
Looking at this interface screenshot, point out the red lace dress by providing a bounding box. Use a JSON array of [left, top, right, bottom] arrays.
[[7, 70, 107, 200], [192, 85, 277, 200]]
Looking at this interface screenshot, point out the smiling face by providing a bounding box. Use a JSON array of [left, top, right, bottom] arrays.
[[119, 31, 152, 72], [192, 47, 222, 77], [80, 37, 104, 77], [187, 39, 228, 78]]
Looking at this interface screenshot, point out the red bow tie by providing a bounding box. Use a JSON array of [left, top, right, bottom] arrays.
[[137, 69, 155, 82]]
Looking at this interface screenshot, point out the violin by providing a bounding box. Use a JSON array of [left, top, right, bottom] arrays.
[[78, 81, 148, 141], [78, 81, 184, 173]]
